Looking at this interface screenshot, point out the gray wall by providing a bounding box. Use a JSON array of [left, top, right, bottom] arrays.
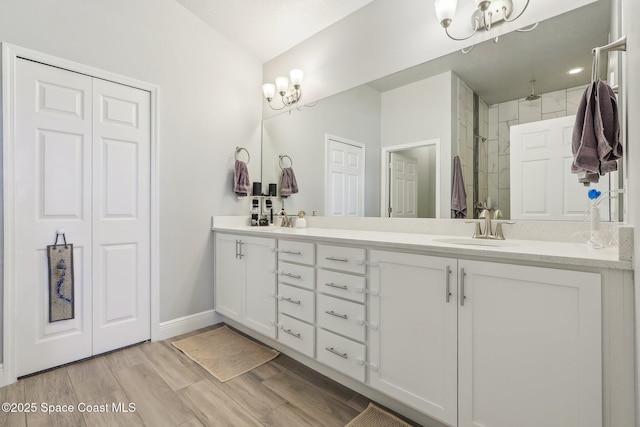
[[0, 0, 262, 337], [381, 72, 453, 218], [262, 84, 382, 217]]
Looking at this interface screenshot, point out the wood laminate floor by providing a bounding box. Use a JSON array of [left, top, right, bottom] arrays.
[[0, 324, 420, 427]]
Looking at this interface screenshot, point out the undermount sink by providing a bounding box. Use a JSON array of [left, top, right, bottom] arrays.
[[433, 237, 520, 248]]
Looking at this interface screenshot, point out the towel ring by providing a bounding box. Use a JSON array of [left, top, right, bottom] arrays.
[[279, 154, 292, 170], [235, 147, 250, 163]]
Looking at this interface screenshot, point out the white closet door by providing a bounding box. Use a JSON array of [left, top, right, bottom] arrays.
[[92, 79, 151, 354], [15, 58, 94, 376], [14, 59, 151, 376]]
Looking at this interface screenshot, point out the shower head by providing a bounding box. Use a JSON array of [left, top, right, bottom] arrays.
[[525, 80, 540, 101]]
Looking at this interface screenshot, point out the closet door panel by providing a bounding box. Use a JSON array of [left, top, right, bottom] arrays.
[[15, 58, 94, 376], [92, 79, 151, 354]]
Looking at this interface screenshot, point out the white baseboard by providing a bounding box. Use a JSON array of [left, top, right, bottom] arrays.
[[0, 364, 8, 388], [156, 310, 223, 341]]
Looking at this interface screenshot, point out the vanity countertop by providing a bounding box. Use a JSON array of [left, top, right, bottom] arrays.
[[212, 224, 631, 270]]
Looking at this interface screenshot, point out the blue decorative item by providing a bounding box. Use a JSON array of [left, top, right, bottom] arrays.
[[588, 189, 602, 200]]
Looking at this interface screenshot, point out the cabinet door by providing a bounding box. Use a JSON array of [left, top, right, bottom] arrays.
[[214, 234, 243, 322], [244, 237, 277, 338], [369, 250, 457, 426], [458, 260, 602, 427]]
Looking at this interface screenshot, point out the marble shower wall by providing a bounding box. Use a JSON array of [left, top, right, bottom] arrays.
[[456, 77, 488, 219], [485, 84, 586, 218]]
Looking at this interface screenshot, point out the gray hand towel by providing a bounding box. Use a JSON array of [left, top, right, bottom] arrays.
[[451, 155, 467, 219], [233, 160, 251, 197], [280, 167, 299, 197], [572, 80, 622, 184]]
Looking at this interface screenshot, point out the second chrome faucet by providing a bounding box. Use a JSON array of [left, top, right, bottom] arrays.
[[466, 209, 514, 240]]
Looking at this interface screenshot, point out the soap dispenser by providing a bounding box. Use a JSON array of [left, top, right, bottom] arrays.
[[295, 210, 307, 228]]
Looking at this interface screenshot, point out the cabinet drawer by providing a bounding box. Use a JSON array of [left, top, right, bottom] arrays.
[[317, 295, 365, 342], [278, 262, 315, 290], [278, 284, 314, 323], [317, 244, 366, 274], [317, 269, 366, 303], [279, 240, 314, 265], [316, 328, 365, 382], [278, 314, 314, 358]]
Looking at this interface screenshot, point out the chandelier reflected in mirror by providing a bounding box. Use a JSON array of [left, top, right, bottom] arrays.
[[434, 0, 535, 47]]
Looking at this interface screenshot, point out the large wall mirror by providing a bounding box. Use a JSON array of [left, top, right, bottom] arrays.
[[262, 0, 622, 221]]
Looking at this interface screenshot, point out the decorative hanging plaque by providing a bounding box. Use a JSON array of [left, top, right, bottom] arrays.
[[47, 232, 74, 322]]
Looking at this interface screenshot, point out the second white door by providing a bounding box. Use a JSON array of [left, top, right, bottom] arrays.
[[389, 152, 418, 218]]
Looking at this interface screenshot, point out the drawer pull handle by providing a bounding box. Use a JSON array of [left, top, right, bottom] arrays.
[[325, 347, 348, 359], [282, 272, 302, 279], [445, 266, 452, 303], [282, 250, 302, 255], [460, 268, 466, 307], [282, 297, 301, 305], [325, 256, 349, 262], [282, 328, 301, 339], [324, 282, 348, 290], [325, 310, 348, 320]]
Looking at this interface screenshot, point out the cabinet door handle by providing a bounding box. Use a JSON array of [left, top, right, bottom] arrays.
[[282, 297, 301, 305], [445, 266, 452, 303], [325, 256, 349, 262], [460, 268, 466, 306], [282, 250, 302, 255], [324, 310, 348, 320], [325, 347, 348, 359], [324, 282, 348, 290], [281, 272, 302, 279], [282, 328, 301, 339], [238, 241, 244, 259], [235, 240, 239, 259]]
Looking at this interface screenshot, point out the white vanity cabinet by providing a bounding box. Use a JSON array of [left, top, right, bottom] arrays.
[[369, 250, 603, 427], [457, 260, 602, 427], [212, 226, 625, 427], [369, 250, 458, 426], [214, 233, 277, 338]]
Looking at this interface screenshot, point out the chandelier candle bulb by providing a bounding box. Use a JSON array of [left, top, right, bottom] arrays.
[[275, 76, 289, 94], [262, 83, 276, 101], [290, 69, 304, 87]]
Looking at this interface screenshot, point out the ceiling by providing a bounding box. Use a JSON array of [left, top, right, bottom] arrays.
[[173, 0, 375, 63]]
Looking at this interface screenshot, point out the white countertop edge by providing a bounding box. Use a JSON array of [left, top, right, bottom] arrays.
[[212, 225, 631, 271]]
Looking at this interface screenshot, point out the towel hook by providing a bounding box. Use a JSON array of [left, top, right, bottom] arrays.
[[235, 147, 250, 163], [279, 154, 292, 170], [591, 35, 627, 82]]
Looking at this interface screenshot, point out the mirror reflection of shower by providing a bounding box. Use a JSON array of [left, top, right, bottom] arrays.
[[525, 80, 541, 101]]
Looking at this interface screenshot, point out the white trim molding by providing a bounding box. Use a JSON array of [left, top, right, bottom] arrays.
[[157, 310, 223, 341], [1, 43, 161, 386]]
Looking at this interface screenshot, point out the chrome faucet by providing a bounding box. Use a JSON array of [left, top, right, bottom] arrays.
[[480, 209, 492, 238], [278, 210, 295, 227], [466, 208, 514, 240]]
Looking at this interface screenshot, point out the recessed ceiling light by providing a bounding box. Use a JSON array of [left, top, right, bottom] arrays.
[[568, 67, 584, 75]]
